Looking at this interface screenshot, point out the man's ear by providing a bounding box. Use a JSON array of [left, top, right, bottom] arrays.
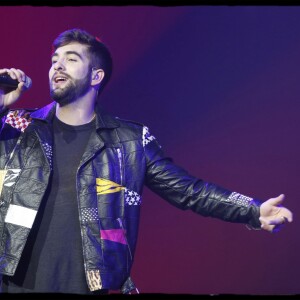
[[91, 69, 104, 86]]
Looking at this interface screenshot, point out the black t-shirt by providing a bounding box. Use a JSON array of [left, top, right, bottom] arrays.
[[2, 116, 102, 294]]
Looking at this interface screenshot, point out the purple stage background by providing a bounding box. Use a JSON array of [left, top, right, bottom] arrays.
[[0, 5, 299, 295]]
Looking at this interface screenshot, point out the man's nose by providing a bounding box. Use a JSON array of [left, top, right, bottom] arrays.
[[53, 60, 65, 71]]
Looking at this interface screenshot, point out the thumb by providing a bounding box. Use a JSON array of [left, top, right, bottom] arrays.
[[267, 194, 285, 206], [18, 81, 27, 92]]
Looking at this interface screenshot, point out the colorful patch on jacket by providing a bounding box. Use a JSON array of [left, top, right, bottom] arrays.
[[226, 192, 254, 207], [100, 228, 127, 245], [96, 178, 142, 206], [142, 126, 156, 147], [0, 169, 7, 197], [82, 207, 99, 223], [41, 142, 53, 169], [125, 188, 141, 205], [3, 168, 21, 187], [86, 269, 102, 292], [5, 110, 32, 132], [96, 178, 125, 194], [0, 168, 21, 197], [5, 204, 37, 228]]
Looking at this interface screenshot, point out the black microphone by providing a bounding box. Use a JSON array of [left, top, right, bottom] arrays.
[[0, 73, 32, 89]]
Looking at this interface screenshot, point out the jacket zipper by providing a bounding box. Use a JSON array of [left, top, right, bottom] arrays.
[[117, 217, 132, 261], [116, 147, 123, 185], [5, 135, 22, 169], [116, 148, 134, 266], [0, 135, 23, 202], [117, 217, 140, 294], [75, 166, 89, 284]]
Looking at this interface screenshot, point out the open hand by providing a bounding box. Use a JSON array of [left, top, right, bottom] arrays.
[[259, 194, 293, 233]]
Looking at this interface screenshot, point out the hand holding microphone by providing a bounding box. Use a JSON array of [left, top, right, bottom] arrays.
[[0, 68, 32, 111], [0, 73, 32, 90]]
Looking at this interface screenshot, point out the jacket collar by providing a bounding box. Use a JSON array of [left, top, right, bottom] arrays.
[[30, 101, 120, 130], [94, 103, 120, 130], [30, 101, 56, 122]]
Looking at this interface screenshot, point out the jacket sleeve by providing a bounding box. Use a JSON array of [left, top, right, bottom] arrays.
[[143, 126, 262, 229], [0, 107, 9, 127]]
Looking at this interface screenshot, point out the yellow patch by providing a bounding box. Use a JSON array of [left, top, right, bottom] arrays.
[[96, 178, 124, 194], [0, 169, 8, 197]]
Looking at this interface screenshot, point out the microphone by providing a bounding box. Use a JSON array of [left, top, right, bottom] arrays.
[[0, 73, 32, 89]]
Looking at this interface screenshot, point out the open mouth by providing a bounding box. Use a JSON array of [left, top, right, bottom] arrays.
[[54, 76, 68, 83]]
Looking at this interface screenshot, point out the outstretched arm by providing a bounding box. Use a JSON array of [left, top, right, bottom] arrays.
[[143, 126, 293, 231], [259, 194, 293, 233]]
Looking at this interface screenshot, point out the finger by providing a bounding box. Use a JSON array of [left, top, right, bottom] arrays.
[[272, 224, 284, 233], [16, 69, 26, 83], [0, 68, 26, 84], [0, 68, 11, 75], [261, 223, 274, 232], [6, 68, 18, 80], [261, 222, 284, 233], [9, 68, 23, 82], [285, 210, 293, 223], [17, 81, 28, 93], [268, 216, 286, 225], [274, 209, 293, 223], [267, 194, 285, 206]]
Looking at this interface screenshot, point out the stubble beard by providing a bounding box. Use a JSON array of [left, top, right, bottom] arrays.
[[50, 72, 92, 107]]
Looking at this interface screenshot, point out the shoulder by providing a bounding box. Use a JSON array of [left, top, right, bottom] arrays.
[[96, 105, 157, 144], [115, 116, 156, 136], [115, 116, 145, 130], [115, 116, 157, 147]]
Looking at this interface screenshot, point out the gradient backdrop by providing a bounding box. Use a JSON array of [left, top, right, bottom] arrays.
[[0, 5, 299, 295]]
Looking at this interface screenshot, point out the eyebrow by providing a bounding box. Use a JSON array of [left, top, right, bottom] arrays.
[[51, 50, 83, 60]]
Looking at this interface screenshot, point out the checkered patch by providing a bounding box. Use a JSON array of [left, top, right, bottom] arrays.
[[125, 188, 141, 205], [5, 111, 32, 132]]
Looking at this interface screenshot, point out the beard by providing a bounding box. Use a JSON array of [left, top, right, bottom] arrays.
[[50, 71, 92, 106]]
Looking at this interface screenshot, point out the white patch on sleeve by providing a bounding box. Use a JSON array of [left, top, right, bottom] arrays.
[[5, 204, 37, 228], [142, 126, 156, 147], [227, 192, 254, 207]]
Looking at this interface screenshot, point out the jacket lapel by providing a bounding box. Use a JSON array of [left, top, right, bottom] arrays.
[[29, 102, 56, 170]]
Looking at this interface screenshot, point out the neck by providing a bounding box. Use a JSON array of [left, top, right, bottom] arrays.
[[55, 96, 96, 126]]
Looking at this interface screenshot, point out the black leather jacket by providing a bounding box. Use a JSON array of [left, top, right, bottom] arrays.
[[0, 102, 261, 293]]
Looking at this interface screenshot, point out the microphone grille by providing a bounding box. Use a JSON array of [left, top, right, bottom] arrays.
[[24, 76, 32, 89]]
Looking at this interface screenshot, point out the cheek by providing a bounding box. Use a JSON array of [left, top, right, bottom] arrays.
[[75, 66, 90, 77], [73, 69, 92, 82], [49, 67, 54, 80]]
